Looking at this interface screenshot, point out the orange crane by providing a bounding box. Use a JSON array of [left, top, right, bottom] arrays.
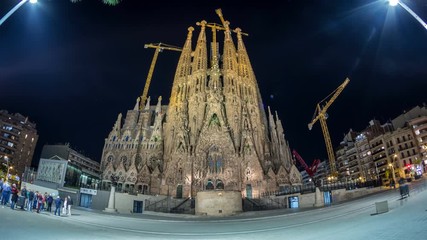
[[308, 78, 350, 177], [139, 43, 182, 110]]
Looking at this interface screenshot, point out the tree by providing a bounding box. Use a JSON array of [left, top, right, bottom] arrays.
[[70, 0, 121, 6]]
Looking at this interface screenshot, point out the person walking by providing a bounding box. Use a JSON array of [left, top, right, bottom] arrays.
[[46, 194, 53, 212], [20, 185, 28, 210], [33, 191, 38, 211], [0, 178, 3, 202], [28, 189, 34, 212], [41, 192, 47, 212], [67, 196, 73, 216], [54, 196, 62, 216], [1, 182, 11, 207], [36, 192, 43, 213], [62, 196, 67, 215], [10, 184, 19, 210]]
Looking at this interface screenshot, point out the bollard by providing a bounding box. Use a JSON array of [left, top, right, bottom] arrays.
[[374, 200, 389, 214]]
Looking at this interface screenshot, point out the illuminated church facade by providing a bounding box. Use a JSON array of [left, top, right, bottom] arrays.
[[100, 14, 302, 199]]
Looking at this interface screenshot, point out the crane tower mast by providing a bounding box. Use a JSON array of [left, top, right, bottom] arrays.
[[139, 43, 182, 110], [308, 78, 350, 177]]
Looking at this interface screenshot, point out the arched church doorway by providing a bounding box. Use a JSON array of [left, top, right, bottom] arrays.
[[176, 185, 183, 199], [246, 184, 252, 199], [142, 185, 148, 194]]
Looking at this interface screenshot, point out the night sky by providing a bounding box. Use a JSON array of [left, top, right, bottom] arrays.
[[1, 0, 426, 168]]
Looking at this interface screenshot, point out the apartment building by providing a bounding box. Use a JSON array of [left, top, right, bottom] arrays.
[[336, 105, 427, 185], [0, 110, 38, 181], [408, 116, 427, 172]]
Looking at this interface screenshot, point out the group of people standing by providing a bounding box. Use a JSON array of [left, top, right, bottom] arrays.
[[54, 194, 73, 216], [0, 179, 73, 216]]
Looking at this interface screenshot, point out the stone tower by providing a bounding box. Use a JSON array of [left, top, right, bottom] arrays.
[[100, 13, 302, 199]]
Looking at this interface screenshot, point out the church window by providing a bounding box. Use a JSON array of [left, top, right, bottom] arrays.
[[208, 114, 221, 127], [216, 179, 224, 189], [207, 146, 223, 174], [206, 179, 214, 190], [178, 168, 183, 181], [125, 136, 129, 141]]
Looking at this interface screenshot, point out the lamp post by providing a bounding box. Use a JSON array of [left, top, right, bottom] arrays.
[[389, 0, 427, 30], [389, 154, 398, 188], [389, 163, 397, 188], [0, 0, 37, 27], [5, 156, 11, 180]]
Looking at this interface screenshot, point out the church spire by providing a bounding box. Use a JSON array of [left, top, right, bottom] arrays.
[[222, 21, 238, 73], [155, 96, 162, 113], [170, 27, 194, 107], [133, 98, 140, 111], [236, 28, 252, 80], [192, 21, 208, 73], [144, 96, 150, 110], [109, 113, 122, 139], [174, 27, 194, 79]]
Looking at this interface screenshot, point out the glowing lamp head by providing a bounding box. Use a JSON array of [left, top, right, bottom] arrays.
[[29, 0, 38, 4], [389, 0, 399, 6]]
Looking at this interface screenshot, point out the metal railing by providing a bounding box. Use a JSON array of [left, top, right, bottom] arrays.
[[261, 180, 382, 198]]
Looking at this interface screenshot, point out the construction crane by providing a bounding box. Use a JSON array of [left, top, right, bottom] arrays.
[[308, 78, 350, 177], [139, 43, 182, 110], [292, 149, 320, 181], [215, 8, 249, 36]]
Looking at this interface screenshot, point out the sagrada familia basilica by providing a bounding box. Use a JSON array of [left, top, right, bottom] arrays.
[[100, 11, 302, 199]]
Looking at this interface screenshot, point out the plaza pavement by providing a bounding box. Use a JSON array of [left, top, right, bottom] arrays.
[[0, 178, 426, 239]]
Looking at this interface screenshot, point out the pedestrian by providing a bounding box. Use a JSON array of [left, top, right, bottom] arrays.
[[1, 182, 11, 207], [10, 183, 19, 210], [54, 196, 62, 216], [36, 192, 43, 213], [20, 185, 28, 210], [0, 178, 3, 202], [33, 191, 38, 210], [47, 194, 53, 212], [41, 192, 47, 212], [28, 189, 35, 212], [67, 196, 73, 216], [62, 196, 68, 215]]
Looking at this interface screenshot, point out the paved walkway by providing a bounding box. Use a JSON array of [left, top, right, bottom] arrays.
[[1, 178, 426, 239]]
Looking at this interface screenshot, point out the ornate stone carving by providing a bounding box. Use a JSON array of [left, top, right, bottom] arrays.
[[100, 12, 302, 197]]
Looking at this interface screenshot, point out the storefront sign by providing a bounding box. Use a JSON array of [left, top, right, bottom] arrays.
[[80, 188, 97, 195]]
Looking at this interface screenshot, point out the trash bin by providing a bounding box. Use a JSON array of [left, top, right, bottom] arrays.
[[399, 184, 409, 198], [17, 196, 25, 208]]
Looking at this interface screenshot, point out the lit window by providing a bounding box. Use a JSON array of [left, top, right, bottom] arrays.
[[25, 134, 28, 139]]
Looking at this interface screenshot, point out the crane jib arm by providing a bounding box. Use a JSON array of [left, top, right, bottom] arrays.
[[308, 78, 350, 130]]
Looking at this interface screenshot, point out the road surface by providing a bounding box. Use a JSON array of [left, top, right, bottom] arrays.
[[1, 180, 426, 239]]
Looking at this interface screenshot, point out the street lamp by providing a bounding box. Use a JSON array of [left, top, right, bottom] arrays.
[[4, 156, 11, 180], [0, 0, 37, 27], [389, 0, 427, 30], [389, 163, 397, 188], [389, 154, 398, 188]]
